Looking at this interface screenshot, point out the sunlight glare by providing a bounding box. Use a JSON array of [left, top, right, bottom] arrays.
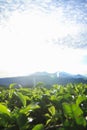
[[0, 10, 86, 76]]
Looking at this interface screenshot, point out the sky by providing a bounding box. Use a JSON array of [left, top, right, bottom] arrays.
[[0, 0, 87, 77]]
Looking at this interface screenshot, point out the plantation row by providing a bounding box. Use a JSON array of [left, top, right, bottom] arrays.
[[0, 83, 87, 130]]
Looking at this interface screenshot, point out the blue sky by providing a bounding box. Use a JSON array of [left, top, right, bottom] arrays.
[[0, 0, 87, 77]]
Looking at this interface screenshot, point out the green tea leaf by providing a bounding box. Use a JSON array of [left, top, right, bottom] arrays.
[[76, 95, 87, 106], [48, 105, 56, 116], [62, 103, 83, 118], [71, 103, 83, 117], [9, 83, 17, 89], [15, 92, 28, 107], [20, 103, 40, 114], [75, 116, 86, 126], [32, 124, 44, 130], [45, 113, 51, 118], [17, 113, 29, 130], [46, 119, 51, 125], [0, 103, 10, 116], [9, 89, 15, 99], [62, 103, 73, 118]]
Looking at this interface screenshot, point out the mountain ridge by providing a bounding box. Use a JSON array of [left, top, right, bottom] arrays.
[[0, 71, 87, 87]]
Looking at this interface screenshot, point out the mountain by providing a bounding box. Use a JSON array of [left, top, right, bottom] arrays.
[[0, 72, 87, 87], [58, 72, 86, 79], [57, 72, 73, 78]]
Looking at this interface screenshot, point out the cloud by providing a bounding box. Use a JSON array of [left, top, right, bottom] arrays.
[[0, 0, 87, 22], [52, 31, 87, 49], [0, 0, 87, 49], [0, 0, 87, 75]]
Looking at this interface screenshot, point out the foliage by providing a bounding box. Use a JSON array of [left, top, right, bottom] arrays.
[[0, 83, 87, 130]]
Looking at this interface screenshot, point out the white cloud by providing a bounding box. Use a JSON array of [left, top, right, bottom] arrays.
[[0, 3, 87, 77]]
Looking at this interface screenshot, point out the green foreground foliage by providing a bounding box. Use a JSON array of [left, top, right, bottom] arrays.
[[0, 83, 87, 130]]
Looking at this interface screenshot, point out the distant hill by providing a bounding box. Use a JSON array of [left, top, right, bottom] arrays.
[[0, 72, 87, 87], [58, 72, 85, 78]]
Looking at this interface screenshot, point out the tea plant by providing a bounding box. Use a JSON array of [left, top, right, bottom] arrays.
[[0, 83, 87, 130]]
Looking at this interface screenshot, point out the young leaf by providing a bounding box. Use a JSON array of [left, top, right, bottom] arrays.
[[75, 116, 86, 127], [32, 124, 44, 130], [62, 103, 73, 118], [9, 89, 15, 99], [15, 92, 28, 107], [0, 103, 10, 116], [20, 103, 40, 114], [76, 95, 87, 106], [46, 119, 51, 125], [9, 83, 17, 89], [48, 105, 56, 116]]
